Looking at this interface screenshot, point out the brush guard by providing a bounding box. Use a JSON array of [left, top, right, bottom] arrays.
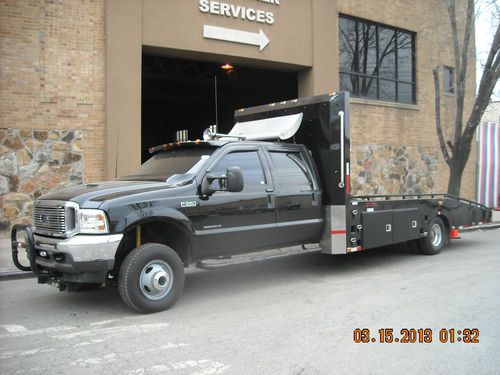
[[11, 224, 36, 273], [11, 224, 65, 288]]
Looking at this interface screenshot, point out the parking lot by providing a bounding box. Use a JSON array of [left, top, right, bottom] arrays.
[[0, 229, 499, 374]]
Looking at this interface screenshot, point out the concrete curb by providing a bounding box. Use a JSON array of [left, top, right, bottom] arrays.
[[461, 222, 500, 232], [0, 271, 35, 281]]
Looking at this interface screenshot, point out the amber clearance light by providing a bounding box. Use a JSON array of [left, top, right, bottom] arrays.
[[221, 63, 234, 70]]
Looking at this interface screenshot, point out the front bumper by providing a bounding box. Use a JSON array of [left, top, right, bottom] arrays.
[[12, 224, 123, 284], [33, 233, 123, 274], [35, 233, 123, 262]]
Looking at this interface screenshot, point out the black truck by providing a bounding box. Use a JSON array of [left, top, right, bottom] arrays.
[[11, 92, 492, 313]]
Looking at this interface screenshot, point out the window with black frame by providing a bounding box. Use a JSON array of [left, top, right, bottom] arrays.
[[339, 15, 416, 104], [443, 66, 455, 94]]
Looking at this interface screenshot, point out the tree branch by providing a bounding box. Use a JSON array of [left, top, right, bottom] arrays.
[[447, 0, 466, 149], [433, 67, 452, 165], [447, 1, 461, 76], [459, 0, 475, 84], [462, 22, 500, 141]]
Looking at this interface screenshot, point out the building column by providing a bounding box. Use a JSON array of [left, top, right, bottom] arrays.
[[299, 0, 338, 97], [106, 0, 142, 179]]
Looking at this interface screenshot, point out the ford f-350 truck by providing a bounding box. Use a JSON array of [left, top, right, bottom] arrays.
[[11, 92, 492, 313]]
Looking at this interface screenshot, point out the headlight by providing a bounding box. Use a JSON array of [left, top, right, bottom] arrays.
[[78, 209, 109, 234]]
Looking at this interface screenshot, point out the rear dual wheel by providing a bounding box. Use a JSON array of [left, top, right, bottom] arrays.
[[416, 216, 446, 255], [118, 243, 185, 313]]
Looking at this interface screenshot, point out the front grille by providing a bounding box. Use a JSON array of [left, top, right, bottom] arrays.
[[33, 201, 77, 237]]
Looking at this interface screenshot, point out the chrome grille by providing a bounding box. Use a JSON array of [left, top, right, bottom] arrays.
[[33, 201, 77, 237]]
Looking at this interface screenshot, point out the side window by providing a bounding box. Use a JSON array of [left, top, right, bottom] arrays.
[[211, 151, 266, 192], [270, 152, 312, 191]]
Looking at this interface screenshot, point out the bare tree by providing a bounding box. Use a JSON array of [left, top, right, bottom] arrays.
[[434, 0, 500, 196]]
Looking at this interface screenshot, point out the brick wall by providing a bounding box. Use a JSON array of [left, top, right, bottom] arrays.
[[0, 0, 105, 232]]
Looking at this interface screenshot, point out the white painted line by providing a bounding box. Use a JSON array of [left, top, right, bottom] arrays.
[[160, 343, 189, 349], [52, 322, 170, 340], [0, 324, 28, 333], [89, 319, 121, 326], [71, 352, 117, 367], [0, 325, 76, 339], [1, 348, 55, 359], [127, 360, 229, 375]]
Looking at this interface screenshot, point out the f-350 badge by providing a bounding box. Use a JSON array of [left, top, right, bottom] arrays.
[[180, 201, 197, 208]]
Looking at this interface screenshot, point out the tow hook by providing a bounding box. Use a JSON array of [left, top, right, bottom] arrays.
[[42, 277, 66, 291]]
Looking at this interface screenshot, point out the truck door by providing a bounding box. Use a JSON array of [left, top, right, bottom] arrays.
[[195, 148, 277, 256], [267, 149, 323, 246]]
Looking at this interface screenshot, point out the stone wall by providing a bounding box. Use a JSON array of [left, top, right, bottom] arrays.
[[351, 145, 438, 196], [0, 128, 83, 232]]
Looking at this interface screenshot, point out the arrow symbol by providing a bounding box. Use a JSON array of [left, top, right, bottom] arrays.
[[203, 25, 270, 51]]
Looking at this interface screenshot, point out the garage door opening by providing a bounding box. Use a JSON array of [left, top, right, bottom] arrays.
[[141, 54, 298, 162]]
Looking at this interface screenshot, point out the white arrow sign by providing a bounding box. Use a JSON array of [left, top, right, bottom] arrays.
[[203, 25, 270, 51]]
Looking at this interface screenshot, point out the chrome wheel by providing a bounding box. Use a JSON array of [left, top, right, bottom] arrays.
[[430, 223, 443, 248], [139, 260, 173, 301], [417, 217, 445, 255]]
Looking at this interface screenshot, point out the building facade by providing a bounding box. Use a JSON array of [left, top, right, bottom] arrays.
[[0, 0, 477, 232]]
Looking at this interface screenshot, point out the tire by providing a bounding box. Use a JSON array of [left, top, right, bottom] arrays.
[[417, 216, 446, 255], [118, 243, 185, 313]]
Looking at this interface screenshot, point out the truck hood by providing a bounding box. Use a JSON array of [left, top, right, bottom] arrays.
[[38, 180, 179, 208]]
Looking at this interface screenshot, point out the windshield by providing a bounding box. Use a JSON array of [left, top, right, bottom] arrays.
[[120, 147, 215, 183]]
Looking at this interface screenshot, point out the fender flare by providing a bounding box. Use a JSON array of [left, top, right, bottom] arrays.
[[110, 206, 195, 265], [110, 205, 194, 235]]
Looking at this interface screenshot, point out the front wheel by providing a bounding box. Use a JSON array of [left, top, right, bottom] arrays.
[[417, 217, 446, 255], [118, 243, 185, 313]]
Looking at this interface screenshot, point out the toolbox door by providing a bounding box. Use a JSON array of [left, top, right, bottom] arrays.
[[392, 208, 421, 243], [361, 210, 393, 249]]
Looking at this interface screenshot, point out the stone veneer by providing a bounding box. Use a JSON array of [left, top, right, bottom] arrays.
[[350, 145, 438, 196], [0, 128, 83, 232]]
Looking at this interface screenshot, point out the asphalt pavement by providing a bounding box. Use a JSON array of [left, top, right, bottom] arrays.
[[0, 229, 499, 374]]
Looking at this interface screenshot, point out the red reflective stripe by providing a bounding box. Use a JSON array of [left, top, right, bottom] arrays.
[[331, 230, 347, 235]]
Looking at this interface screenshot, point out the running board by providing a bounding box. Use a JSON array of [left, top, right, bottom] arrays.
[[196, 245, 321, 270]]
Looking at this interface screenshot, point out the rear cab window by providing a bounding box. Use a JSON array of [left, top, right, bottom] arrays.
[[269, 151, 314, 192]]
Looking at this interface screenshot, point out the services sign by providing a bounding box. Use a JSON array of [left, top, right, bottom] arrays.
[[198, 0, 280, 51]]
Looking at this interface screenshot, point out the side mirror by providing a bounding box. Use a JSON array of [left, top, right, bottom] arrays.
[[226, 166, 244, 192], [200, 166, 244, 197]]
